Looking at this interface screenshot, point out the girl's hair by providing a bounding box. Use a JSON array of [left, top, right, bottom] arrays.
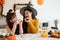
[[6, 10, 16, 29], [23, 9, 37, 33]]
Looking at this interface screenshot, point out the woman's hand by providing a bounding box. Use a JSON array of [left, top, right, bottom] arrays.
[[19, 20, 23, 26], [12, 19, 20, 34], [12, 19, 23, 34], [18, 19, 23, 34], [14, 19, 21, 25]]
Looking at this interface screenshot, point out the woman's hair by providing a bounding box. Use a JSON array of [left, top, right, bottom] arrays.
[[6, 10, 16, 28], [23, 9, 37, 33]]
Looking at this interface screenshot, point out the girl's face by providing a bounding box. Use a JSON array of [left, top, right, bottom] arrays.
[[10, 17, 17, 23], [24, 10, 32, 17]]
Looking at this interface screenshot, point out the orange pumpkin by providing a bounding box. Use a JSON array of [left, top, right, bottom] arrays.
[[41, 31, 48, 37], [58, 32, 60, 34], [51, 32, 60, 38], [37, 0, 44, 5], [0, 0, 4, 6], [7, 35, 16, 40]]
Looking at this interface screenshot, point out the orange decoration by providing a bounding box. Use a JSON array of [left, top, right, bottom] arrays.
[[0, 0, 4, 6], [41, 31, 48, 37], [37, 0, 44, 5], [7, 35, 16, 40]]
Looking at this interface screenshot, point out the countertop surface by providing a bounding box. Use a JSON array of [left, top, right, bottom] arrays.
[[16, 34, 60, 40]]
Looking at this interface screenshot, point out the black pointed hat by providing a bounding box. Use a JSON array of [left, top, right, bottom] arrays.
[[20, 2, 37, 16]]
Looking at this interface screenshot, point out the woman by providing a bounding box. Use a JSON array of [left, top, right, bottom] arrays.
[[6, 9, 23, 35], [20, 5, 39, 34]]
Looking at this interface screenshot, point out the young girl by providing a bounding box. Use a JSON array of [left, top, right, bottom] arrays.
[[6, 10, 23, 35]]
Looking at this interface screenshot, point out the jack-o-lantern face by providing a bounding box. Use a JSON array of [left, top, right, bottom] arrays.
[[37, 0, 44, 5]]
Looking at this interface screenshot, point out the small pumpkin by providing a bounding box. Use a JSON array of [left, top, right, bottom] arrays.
[[7, 35, 16, 40], [0, 0, 4, 6], [58, 32, 60, 35], [41, 31, 48, 37], [51, 32, 60, 38], [37, 0, 44, 5]]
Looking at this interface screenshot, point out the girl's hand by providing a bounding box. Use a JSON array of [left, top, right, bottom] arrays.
[[14, 19, 20, 25], [19, 20, 23, 26]]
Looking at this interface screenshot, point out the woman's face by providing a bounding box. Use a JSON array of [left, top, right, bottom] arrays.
[[10, 17, 17, 23], [24, 10, 32, 17]]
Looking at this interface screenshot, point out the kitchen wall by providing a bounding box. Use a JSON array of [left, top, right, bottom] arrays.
[[3, 0, 30, 15], [3, 0, 14, 15], [2, 0, 60, 27], [32, 0, 60, 27]]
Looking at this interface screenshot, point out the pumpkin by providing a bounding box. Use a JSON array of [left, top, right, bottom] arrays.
[[58, 32, 60, 35], [51, 32, 60, 38], [55, 32, 60, 35], [41, 31, 48, 37], [37, 0, 44, 5], [0, 0, 4, 6], [7, 35, 16, 40]]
